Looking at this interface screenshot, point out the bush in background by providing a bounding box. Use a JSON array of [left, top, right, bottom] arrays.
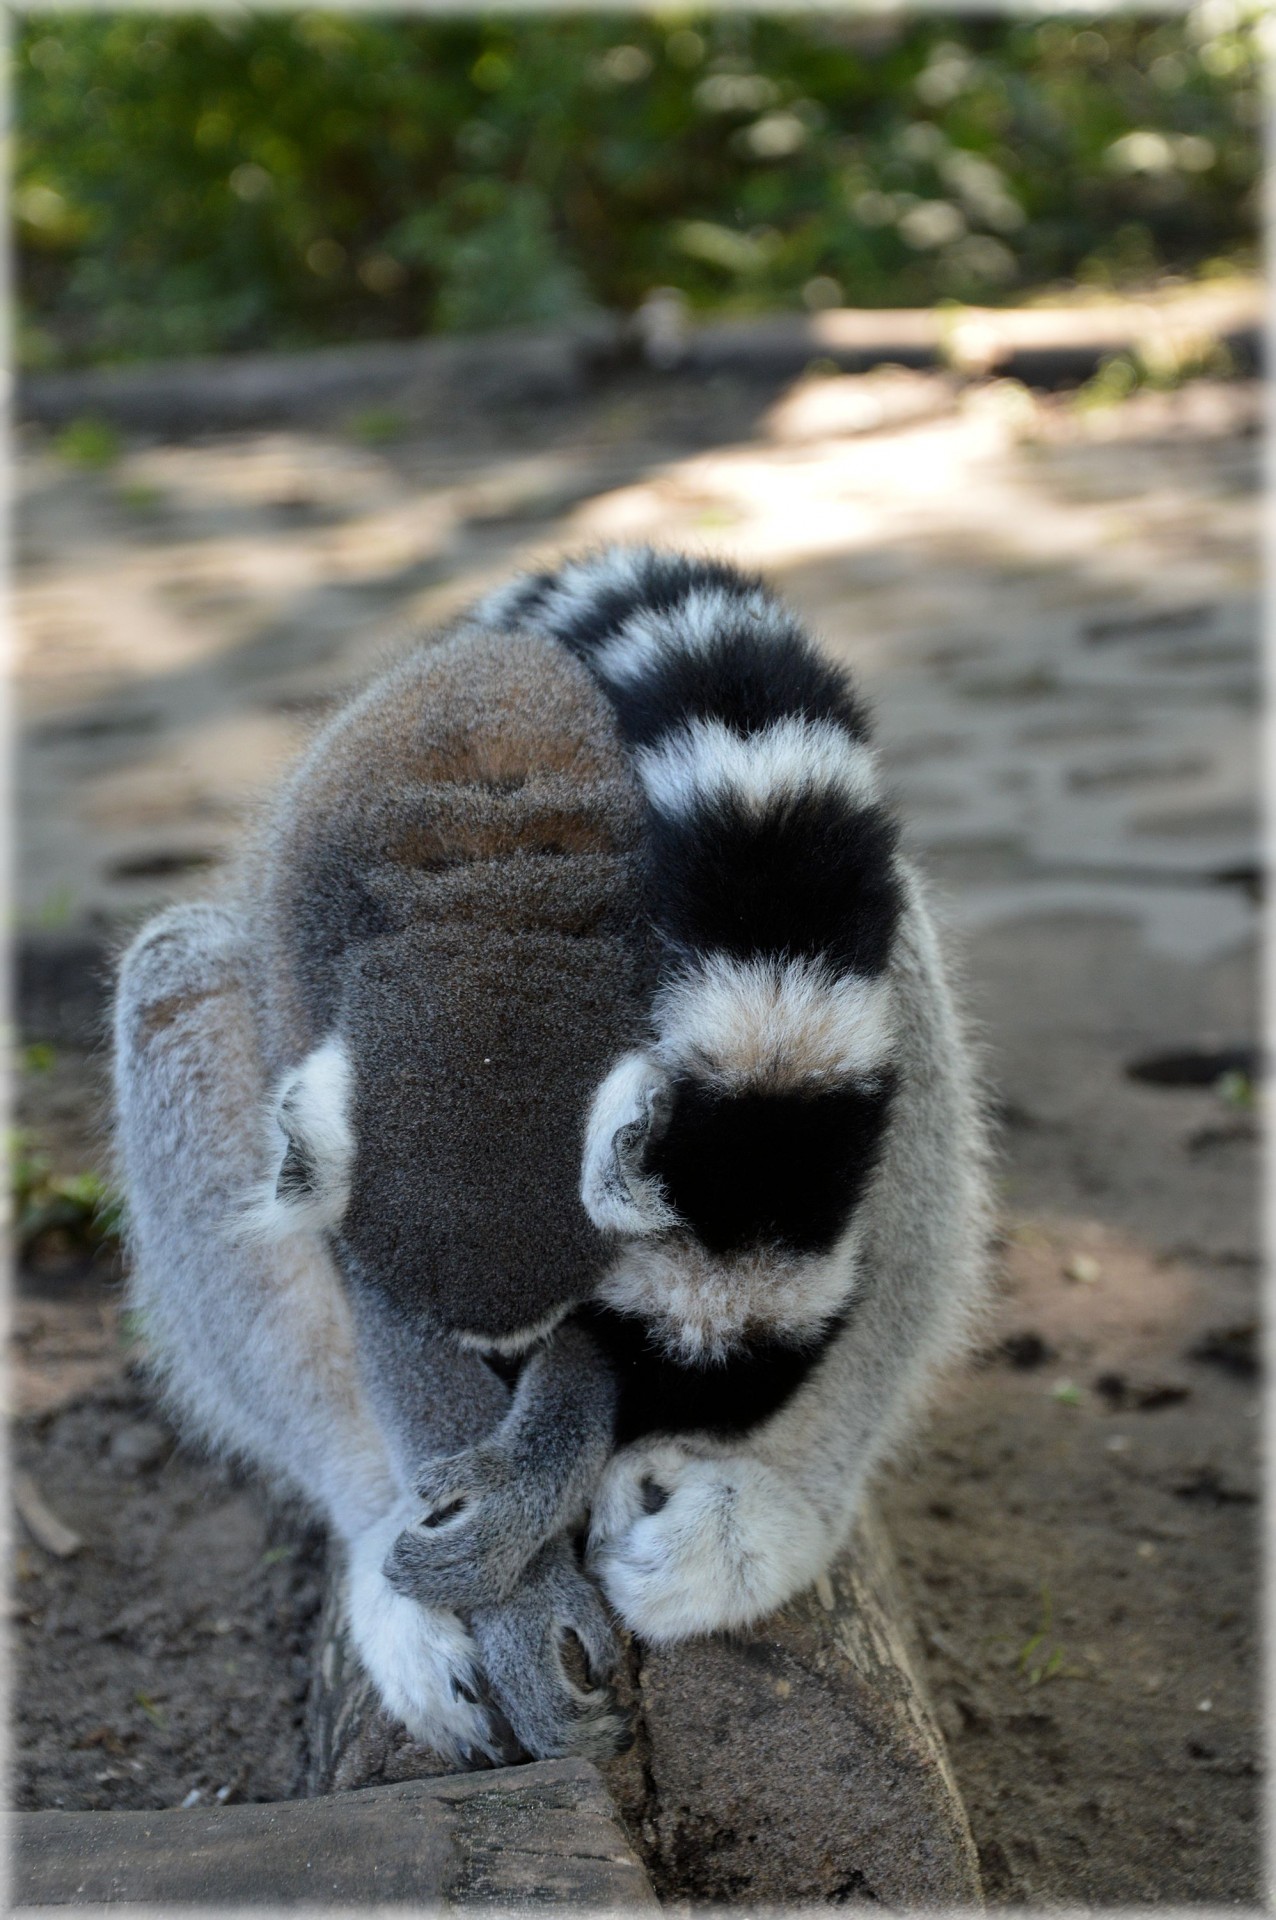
[[16, 7, 1264, 369]]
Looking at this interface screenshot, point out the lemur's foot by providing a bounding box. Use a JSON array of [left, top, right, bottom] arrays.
[[383, 1442, 544, 1611], [347, 1510, 515, 1767], [471, 1539, 633, 1764], [587, 1444, 830, 1643]]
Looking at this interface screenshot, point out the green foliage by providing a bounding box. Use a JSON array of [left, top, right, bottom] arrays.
[[9, 1130, 123, 1257], [1214, 1068, 1256, 1110], [53, 416, 121, 468], [348, 407, 408, 446], [1015, 1587, 1070, 1688], [116, 479, 165, 512], [1074, 324, 1235, 408], [16, 10, 1263, 369], [30, 885, 78, 929]]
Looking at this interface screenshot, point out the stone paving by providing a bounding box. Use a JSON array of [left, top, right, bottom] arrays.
[[17, 369, 1258, 963]]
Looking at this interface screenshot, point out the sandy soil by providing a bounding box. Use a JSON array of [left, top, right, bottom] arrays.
[[12, 355, 1261, 1904]]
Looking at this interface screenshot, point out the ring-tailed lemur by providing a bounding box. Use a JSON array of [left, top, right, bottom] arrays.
[[113, 547, 989, 1767]]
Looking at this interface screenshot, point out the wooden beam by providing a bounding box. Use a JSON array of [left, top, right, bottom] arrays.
[[16, 282, 1262, 432], [12, 1762, 658, 1911]]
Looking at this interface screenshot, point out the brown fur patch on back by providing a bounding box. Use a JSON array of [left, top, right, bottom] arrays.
[[132, 983, 232, 1048], [384, 778, 633, 875], [241, 622, 647, 1068], [340, 918, 649, 1337], [311, 628, 625, 806], [365, 851, 630, 941]]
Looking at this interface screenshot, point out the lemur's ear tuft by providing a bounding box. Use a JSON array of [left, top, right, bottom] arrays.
[[239, 1039, 354, 1240], [581, 1051, 678, 1238]]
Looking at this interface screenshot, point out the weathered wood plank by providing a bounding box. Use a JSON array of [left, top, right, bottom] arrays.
[[11, 1762, 659, 1910], [16, 283, 1262, 431], [601, 1502, 982, 1906]]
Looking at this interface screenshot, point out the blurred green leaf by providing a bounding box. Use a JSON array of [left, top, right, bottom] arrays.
[[9, 1130, 124, 1256], [54, 416, 120, 469], [1214, 1069, 1255, 1110], [31, 886, 77, 929], [348, 407, 406, 445], [134, 1693, 168, 1728], [116, 479, 164, 512]]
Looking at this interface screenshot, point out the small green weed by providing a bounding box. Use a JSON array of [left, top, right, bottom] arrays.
[[54, 416, 121, 470], [1016, 1587, 1068, 1688], [117, 479, 163, 512], [31, 886, 78, 930], [133, 1692, 167, 1728], [1215, 1069, 1256, 1111], [9, 1130, 123, 1256], [349, 408, 407, 446], [1074, 331, 1234, 412]]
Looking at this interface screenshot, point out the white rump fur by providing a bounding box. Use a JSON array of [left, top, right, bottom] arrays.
[[654, 953, 896, 1090], [580, 1050, 679, 1237], [242, 1037, 355, 1240], [635, 715, 877, 820]]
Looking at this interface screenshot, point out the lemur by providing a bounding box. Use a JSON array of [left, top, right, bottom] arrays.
[[113, 547, 989, 1769]]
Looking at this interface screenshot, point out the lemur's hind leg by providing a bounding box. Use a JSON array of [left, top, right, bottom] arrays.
[[112, 902, 501, 1764]]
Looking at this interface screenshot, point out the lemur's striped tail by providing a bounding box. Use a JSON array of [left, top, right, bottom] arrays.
[[478, 548, 903, 1261]]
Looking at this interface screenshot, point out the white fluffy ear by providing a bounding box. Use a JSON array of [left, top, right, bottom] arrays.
[[581, 1052, 678, 1238], [241, 1039, 355, 1240]]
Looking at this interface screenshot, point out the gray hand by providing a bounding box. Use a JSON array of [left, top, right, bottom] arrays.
[[383, 1440, 545, 1611], [469, 1538, 633, 1763]]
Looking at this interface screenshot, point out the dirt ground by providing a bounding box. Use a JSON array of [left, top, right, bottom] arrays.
[[12, 346, 1261, 1905]]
